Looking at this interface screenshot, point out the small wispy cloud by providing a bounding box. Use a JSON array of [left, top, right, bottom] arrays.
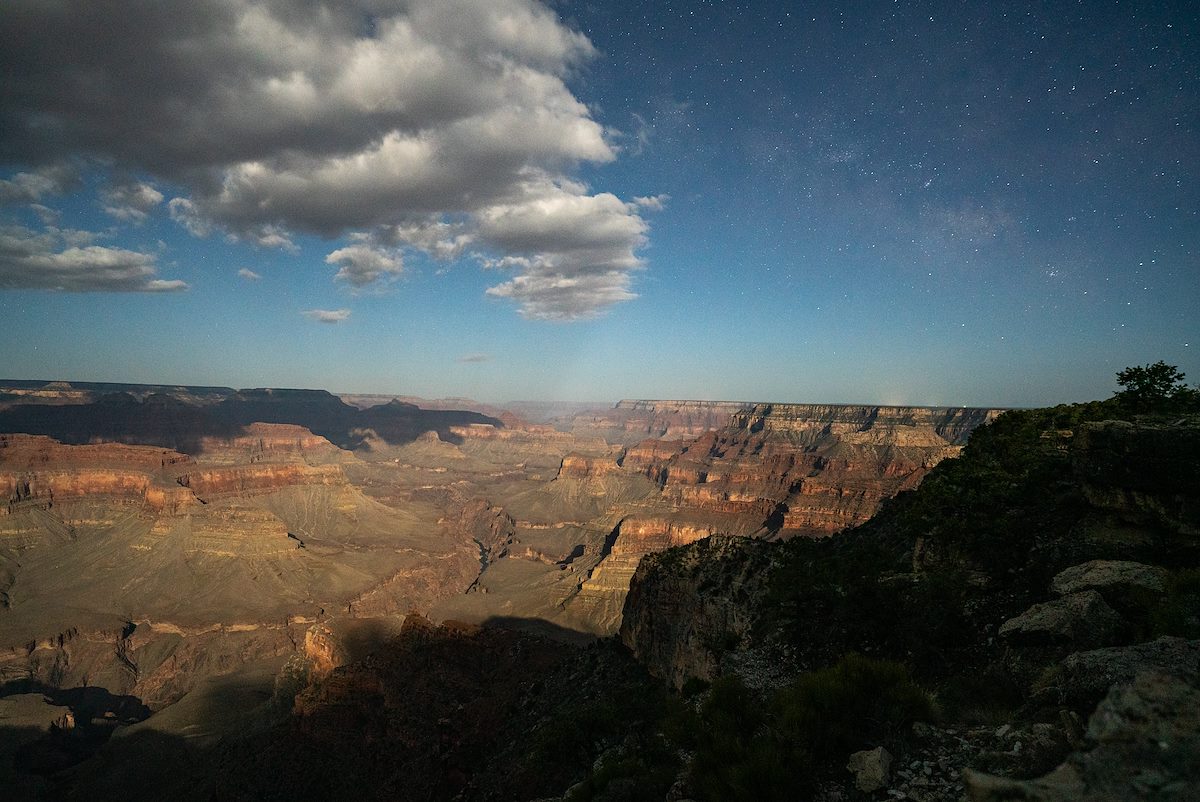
[[101, 180, 163, 223], [237, 268, 261, 281], [302, 308, 350, 324], [633, 194, 669, 211], [457, 352, 491, 363]]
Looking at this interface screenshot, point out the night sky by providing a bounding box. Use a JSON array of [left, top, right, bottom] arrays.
[[1, 1, 1196, 405]]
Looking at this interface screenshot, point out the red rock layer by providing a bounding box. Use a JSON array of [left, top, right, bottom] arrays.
[[196, 422, 343, 463], [555, 453, 620, 480], [1, 434, 192, 514], [177, 463, 345, 500]]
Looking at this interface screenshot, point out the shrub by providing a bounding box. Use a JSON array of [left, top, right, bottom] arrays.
[[688, 656, 932, 801], [1150, 568, 1200, 639]]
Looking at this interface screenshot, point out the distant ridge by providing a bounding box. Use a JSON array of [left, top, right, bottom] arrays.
[[614, 399, 1009, 412]]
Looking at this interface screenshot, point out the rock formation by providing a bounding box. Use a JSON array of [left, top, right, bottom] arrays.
[[620, 406, 1200, 799]]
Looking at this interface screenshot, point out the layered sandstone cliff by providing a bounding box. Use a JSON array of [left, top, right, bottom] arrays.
[[550, 401, 1003, 633], [1, 434, 192, 515]]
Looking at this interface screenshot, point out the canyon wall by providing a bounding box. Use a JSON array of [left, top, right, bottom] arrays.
[[552, 400, 1003, 633]]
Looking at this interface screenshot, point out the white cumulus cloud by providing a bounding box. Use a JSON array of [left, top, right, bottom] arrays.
[[0, 224, 187, 292], [0, 0, 658, 317], [326, 238, 404, 287]]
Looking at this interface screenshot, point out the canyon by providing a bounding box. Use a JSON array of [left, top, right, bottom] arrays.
[[21, 378, 1199, 799], [0, 384, 996, 692]]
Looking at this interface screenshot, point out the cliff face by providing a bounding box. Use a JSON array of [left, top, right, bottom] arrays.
[[572, 515, 721, 632], [177, 463, 346, 500], [1, 431, 350, 515], [609, 401, 1000, 537], [1072, 419, 1200, 535], [543, 401, 1003, 634], [729, 403, 1001, 445], [195, 422, 348, 464], [1, 434, 192, 515], [619, 407, 1200, 798], [571, 399, 1001, 446]]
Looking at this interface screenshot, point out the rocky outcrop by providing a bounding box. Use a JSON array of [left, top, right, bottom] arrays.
[[1, 434, 193, 515], [555, 453, 620, 480], [574, 516, 720, 633], [0, 434, 190, 471], [1050, 560, 1169, 598], [447, 499, 515, 562], [728, 403, 1002, 445], [304, 623, 347, 680], [998, 591, 1125, 649], [176, 463, 344, 500], [1054, 637, 1200, 708], [847, 746, 893, 793], [620, 536, 774, 688], [195, 422, 347, 464], [1073, 418, 1200, 534], [967, 670, 1200, 801]]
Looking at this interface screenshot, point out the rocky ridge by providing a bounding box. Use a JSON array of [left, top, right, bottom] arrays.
[[619, 405, 1200, 800]]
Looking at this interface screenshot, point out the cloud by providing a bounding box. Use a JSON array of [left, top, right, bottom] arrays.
[[234, 224, 297, 253], [100, 180, 163, 223], [168, 198, 212, 237], [633, 194, 669, 211], [0, 0, 656, 319], [457, 352, 492, 363], [485, 270, 635, 321], [30, 204, 61, 225], [325, 238, 404, 287], [302, 308, 351, 324], [0, 164, 79, 205], [386, 219, 474, 261], [0, 224, 187, 292], [237, 268, 262, 281], [474, 179, 647, 318]]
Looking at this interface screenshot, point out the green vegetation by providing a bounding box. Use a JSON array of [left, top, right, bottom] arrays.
[[1116, 360, 1198, 411], [532, 654, 932, 801], [524, 661, 682, 802], [1150, 568, 1200, 639], [681, 655, 932, 801]]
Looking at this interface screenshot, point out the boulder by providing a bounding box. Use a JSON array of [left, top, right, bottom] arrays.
[[847, 746, 892, 793], [966, 670, 1200, 801], [1050, 560, 1168, 598], [1057, 636, 1200, 707], [998, 591, 1124, 648]]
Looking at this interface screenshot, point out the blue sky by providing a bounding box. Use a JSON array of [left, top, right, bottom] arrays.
[[1, 1, 1196, 405]]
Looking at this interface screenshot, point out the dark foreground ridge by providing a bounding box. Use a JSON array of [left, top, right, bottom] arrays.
[[621, 391, 1200, 799]]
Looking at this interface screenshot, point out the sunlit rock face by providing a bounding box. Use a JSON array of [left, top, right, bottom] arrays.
[[1, 434, 191, 515], [547, 401, 1002, 634], [601, 400, 1002, 539]]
